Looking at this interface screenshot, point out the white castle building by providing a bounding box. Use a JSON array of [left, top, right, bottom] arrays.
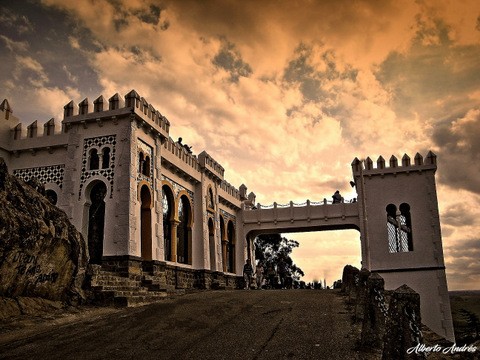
[[0, 91, 454, 341], [0, 91, 255, 290]]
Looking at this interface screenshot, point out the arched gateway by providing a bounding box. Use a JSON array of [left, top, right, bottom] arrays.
[[237, 151, 454, 342]]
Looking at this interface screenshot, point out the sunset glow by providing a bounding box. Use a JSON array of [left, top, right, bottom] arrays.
[[1, 0, 479, 289]]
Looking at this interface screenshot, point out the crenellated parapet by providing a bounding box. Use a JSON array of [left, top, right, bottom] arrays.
[[5, 114, 68, 154], [198, 151, 225, 182], [10, 118, 61, 138], [351, 151, 437, 176], [218, 180, 242, 210], [62, 90, 170, 141], [219, 179, 240, 199], [161, 137, 201, 182]]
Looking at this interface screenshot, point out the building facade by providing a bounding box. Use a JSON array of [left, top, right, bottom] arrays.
[[0, 91, 253, 289]]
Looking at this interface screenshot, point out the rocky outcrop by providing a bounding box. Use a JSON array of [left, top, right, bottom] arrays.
[[0, 158, 88, 304]]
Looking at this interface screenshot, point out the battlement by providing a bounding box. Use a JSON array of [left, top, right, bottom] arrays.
[[219, 180, 241, 201], [10, 118, 62, 139], [198, 151, 225, 181], [62, 90, 170, 136], [351, 151, 437, 176], [162, 137, 201, 176]]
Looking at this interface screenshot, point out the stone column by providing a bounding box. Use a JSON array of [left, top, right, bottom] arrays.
[[222, 239, 228, 272], [361, 272, 387, 348], [382, 284, 424, 360], [170, 220, 179, 262], [341, 265, 360, 301], [354, 268, 371, 322]]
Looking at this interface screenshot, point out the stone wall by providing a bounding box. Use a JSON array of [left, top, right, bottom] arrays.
[[341, 265, 427, 359], [96, 256, 241, 293], [0, 158, 88, 304]]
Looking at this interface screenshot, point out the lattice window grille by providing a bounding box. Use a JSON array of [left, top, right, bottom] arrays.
[[79, 134, 116, 199], [388, 215, 410, 253], [13, 165, 65, 188]]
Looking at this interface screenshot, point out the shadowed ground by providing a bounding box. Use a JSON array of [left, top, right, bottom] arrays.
[[0, 290, 366, 360]]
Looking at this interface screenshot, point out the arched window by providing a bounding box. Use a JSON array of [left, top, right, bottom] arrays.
[[177, 195, 191, 264], [143, 155, 151, 177], [101, 147, 110, 169], [140, 185, 152, 260], [227, 221, 235, 273], [88, 149, 99, 170], [87, 181, 107, 264], [162, 186, 174, 261], [138, 152, 145, 173], [208, 187, 214, 209], [387, 203, 413, 253], [208, 218, 215, 271], [399, 203, 413, 251], [45, 189, 58, 205]]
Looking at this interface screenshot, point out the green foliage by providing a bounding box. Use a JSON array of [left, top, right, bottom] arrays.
[[460, 309, 480, 339], [254, 234, 304, 281]]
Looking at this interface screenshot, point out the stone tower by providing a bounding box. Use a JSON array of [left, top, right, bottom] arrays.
[[352, 152, 455, 341]]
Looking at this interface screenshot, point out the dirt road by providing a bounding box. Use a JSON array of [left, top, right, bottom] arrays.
[[0, 290, 364, 360]]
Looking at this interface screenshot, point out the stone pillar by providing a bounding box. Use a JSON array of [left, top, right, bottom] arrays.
[[221, 240, 228, 272], [382, 284, 424, 360], [341, 265, 360, 301], [170, 220, 179, 262], [354, 268, 370, 322], [361, 272, 387, 348]]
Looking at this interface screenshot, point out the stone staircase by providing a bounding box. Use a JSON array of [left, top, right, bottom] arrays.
[[88, 266, 169, 307]]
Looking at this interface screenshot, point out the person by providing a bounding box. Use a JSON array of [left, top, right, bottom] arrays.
[[255, 261, 264, 290], [267, 264, 276, 289], [243, 259, 254, 290], [277, 257, 287, 289], [332, 190, 343, 204]]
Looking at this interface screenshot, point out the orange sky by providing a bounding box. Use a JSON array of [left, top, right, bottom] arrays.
[[1, 0, 479, 289]]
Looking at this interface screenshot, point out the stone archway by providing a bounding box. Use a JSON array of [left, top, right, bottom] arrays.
[[87, 181, 107, 264], [177, 195, 192, 264], [162, 184, 175, 262], [140, 185, 152, 260]]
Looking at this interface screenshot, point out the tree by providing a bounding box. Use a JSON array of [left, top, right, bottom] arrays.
[[254, 233, 304, 281], [460, 309, 480, 340]]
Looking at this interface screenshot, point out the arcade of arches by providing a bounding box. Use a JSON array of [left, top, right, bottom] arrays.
[[161, 184, 194, 264]]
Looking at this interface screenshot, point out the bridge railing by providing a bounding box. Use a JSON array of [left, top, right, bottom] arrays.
[[246, 198, 357, 210]]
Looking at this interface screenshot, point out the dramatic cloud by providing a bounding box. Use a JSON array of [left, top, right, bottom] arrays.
[[212, 39, 253, 83], [444, 238, 480, 290], [1, 0, 479, 289], [433, 109, 480, 195]]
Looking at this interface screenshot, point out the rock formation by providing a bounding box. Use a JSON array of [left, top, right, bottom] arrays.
[[0, 158, 88, 304]]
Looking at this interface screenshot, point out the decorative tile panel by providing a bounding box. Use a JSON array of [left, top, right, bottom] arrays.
[[13, 165, 65, 188], [79, 134, 116, 199]]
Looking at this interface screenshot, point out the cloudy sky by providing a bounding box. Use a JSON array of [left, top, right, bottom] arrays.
[[1, 0, 479, 290]]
